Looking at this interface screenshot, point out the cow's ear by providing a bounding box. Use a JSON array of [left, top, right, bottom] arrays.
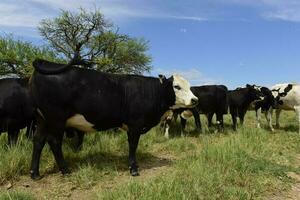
[[158, 74, 167, 84], [284, 84, 293, 93]]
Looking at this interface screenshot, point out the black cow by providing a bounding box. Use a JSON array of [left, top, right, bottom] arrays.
[[0, 78, 35, 146], [180, 85, 228, 133], [29, 59, 198, 180], [227, 84, 262, 130]]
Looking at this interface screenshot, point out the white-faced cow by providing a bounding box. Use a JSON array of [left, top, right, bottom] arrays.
[[269, 83, 299, 132], [29, 59, 198, 180], [0, 78, 35, 146]]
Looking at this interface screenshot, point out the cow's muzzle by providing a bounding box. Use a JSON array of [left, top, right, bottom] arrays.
[[191, 97, 198, 106]]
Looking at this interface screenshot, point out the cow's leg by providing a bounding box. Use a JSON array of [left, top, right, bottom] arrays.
[[164, 122, 170, 139], [30, 122, 47, 180], [265, 108, 274, 132], [275, 109, 281, 128], [180, 117, 187, 137], [127, 131, 140, 176], [48, 129, 69, 175], [8, 129, 19, 146], [256, 108, 262, 129], [294, 106, 300, 134], [238, 110, 246, 126], [173, 113, 178, 123], [192, 109, 201, 131], [75, 131, 84, 151], [216, 112, 224, 133], [65, 129, 84, 151], [230, 107, 237, 131], [206, 113, 213, 128], [164, 116, 172, 139]]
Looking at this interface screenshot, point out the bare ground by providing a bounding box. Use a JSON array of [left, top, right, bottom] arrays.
[[267, 155, 300, 200], [0, 153, 176, 200]]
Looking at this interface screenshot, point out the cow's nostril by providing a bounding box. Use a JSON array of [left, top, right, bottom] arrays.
[[191, 98, 198, 105]]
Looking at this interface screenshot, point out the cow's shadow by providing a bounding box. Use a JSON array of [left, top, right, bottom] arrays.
[[44, 151, 173, 176], [277, 125, 299, 133]]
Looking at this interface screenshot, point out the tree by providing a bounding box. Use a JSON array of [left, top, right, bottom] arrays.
[[39, 8, 151, 74], [0, 35, 62, 77], [93, 32, 151, 74]]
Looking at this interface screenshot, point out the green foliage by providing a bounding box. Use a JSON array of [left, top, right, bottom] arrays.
[[94, 34, 152, 74], [0, 35, 62, 77], [39, 8, 152, 74], [39, 8, 109, 61]]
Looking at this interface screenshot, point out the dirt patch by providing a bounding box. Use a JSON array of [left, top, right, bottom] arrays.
[[0, 154, 176, 200], [267, 155, 300, 200]]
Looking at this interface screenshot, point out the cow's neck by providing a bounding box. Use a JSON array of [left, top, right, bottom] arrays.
[[157, 83, 175, 116]]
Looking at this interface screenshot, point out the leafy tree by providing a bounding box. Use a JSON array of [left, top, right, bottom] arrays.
[[39, 8, 152, 74], [0, 35, 62, 77]]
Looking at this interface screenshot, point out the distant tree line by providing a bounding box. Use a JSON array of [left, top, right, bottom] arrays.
[[0, 8, 152, 77]]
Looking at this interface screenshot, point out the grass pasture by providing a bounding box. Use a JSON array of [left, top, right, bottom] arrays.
[[0, 111, 300, 199]]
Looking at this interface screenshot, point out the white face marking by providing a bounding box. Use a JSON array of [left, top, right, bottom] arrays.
[[253, 85, 261, 91], [66, 114, 96, 132], [171, 74, 198, 109], [253, 86, 264, 100]]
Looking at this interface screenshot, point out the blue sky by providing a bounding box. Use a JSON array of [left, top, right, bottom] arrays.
[[0, 0, 300, 89]]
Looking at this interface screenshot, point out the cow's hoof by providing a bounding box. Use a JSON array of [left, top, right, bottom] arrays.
[[130, 167, 140, 176], [30, 172, 42, 180], [130, 170, 140, 176], [61, 167, 71, 175]]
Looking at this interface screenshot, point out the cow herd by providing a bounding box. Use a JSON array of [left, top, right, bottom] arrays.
[[0, 59, 299, 180], [162, 83, 297, 137]]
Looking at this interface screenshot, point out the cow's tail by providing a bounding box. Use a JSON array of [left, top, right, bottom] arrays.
[[32, 59, 70, 75]]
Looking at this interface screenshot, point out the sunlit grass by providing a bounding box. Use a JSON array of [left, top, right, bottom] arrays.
[[0, 111, 299, 199]]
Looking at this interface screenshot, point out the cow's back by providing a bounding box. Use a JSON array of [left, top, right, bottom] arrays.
[[191, 85, 228, 114], [31, 67, 169, 132]]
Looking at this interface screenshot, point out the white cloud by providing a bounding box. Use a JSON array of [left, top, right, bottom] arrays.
[[170, 15, 207, 22], [263, 8, 300, 22], [154, 68, 218, 86], [220, 0, 300, 22], [180, 28, 187, 33], [30, 0, 93, 11], [0, 0, 207, 29]]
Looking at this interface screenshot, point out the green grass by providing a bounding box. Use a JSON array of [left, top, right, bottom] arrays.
[[0, 111, 300, 199], [0, 191, 35, 200]]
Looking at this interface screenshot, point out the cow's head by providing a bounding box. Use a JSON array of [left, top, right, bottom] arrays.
[[160, 74, 198, 109], [258, 86, 278, 108], [246, 84, 264, 101], [272, 84, 293, 107]]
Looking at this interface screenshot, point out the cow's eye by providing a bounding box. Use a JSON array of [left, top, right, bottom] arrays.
[[174, 85, 181, 90]]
